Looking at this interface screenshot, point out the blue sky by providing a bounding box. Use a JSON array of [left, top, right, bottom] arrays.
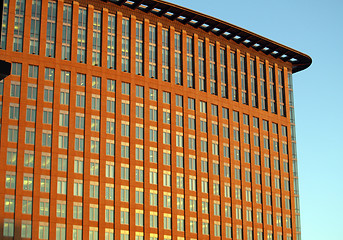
[[168, 0, 343, 239]]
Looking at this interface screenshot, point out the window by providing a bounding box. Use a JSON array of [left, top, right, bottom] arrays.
[[202, 200, 209, 214], [150, 171, 158, 184], [136, 211, 144, 226], [176, 175, 184, 189], [7, 149, 17, 165], [136, 189, 144, 204], [201, 180, 208, 193], [26, 106, 36, 122], [225, 205, 231, 217], [177, 196, 184, 210], [235, 187, 241, 200], [176, 154, 184, 168], [73, 228, 82, 240], [190, 219, 197, 233], [74, 181, 83, 196], [89, 205, 99, 221], [264, 138, 270, 149], [121, 187, 129, 202], [8, 126, 18, 143], [23, 176, 33, 190], [74, 158, 84, 174], [61, 70, 70, 83], [234, 148, 240, 161], [77, 73, 86, 86], [136, 104, 144, 118], [150, 191, 158, 206], [121, 144, 129, 158], [189, 136, 196, 150], [43, 68, 55, 82], [25, 128, 35, 144], [212, 123, 219, 136], [9, 104, 19, 120], [149, 149, 157, 163], [176, 113, 183, 127], [163, 131, 171, 145], [58, 156, 67, 171], [3, 219, 14, 237], [150, 213, 158, 228], [175, 94, 183, 107], [135, 168, 144, 182], [43, 109, 53, 124], [214, 222, 221, 236], [41, 154, 51, 169], [244, 132, 251, 145], [121, 101, 130, 116], [21, 222, 32, 238], [164, 194, 171, 208], [27, 84, 37, 100], [73, 204, 83, 219], [233, 129, 240, 141], [263, 120, 269, 131], [224, 164, 230, 178], [209, 104, 218, 117], [245, 170, 251, 182], [74, 136, 84, 151], [201, 159, 208, 173], [10, 82, 20, 97], [233, 111, 239, 122], [176, 133, 184, 147], [40, 177, 50, 192], [105, 208, 114, 223], [4, 197, 15, 212], [60, 90, 69, 105], [87, 118, 98, 132], [92, 76, 101, 89], [243, 114, 249, 125], [188, 98, 195, 110], [39, 224, 49, 239], [22, 198, 32, 214], [273, 140, 279, 152], [121, 165, 129, 180], [40, 200, 50, 216], [107, 98, 115, 113], [11, 63, 22, 76], [90, 182, 99, 198], [57, 179, 67, 194], [189, 156, 196, 170], [92, 95, 100, 110], [200, 139, 207, 153], [189, 177, 196, 191], [212, 142, 219, 155], [164, 215, 171, 230], [177, 218, 185, 232], [106, 119, 115, 134], [163, 110, 170, 124], [163, 172, 171, 187], [189, 198, 197, 212], [200, 101, 207, 113], [91, 139, 100, 154], [149, 88, 157, 101]]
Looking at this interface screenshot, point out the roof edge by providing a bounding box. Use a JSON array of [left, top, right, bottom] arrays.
[[107, 0, 312, 72]]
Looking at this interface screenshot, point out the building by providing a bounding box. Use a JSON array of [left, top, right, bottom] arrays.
[[0, 0, 311, 239]]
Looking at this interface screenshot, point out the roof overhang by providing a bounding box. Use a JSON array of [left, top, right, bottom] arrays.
[[104, 0, 312, 73]]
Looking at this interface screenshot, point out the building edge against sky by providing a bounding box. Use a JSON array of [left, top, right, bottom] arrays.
[[0, 0, 311, 239]]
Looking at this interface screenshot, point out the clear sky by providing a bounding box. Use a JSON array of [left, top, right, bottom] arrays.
[[167, 0, 343, 239]]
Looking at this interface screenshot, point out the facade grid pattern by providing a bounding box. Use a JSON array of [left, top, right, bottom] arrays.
[[0, 0, 308, 239]]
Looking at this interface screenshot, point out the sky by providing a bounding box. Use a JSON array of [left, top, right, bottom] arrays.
[[167, 0, 343, 239]]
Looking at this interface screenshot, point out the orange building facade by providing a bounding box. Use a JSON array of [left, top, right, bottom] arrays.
[[0, 0, 311, 239]]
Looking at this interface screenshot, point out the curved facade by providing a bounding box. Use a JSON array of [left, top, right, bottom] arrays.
[[0, 0, 310, 239]]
